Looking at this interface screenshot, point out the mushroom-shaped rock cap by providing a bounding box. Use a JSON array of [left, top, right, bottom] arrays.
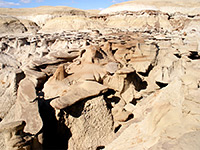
[[50, 81, 108, 109]]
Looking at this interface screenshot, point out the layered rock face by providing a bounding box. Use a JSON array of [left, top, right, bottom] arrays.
[[100, 0, 200, 15], [0, 1, 200, 150]]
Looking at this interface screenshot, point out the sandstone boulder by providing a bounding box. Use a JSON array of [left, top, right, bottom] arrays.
[[105, 78, 200, 150], [65, 96, 114, 150], [0, 53, 25, 120], [50, 81, 108, 109], [0, 16, 27, 35], [1, 78, 43, 134], [0, 121, 31, 150]]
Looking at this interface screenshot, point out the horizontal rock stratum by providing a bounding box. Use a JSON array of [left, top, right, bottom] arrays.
[[100, 0, 200, 15]]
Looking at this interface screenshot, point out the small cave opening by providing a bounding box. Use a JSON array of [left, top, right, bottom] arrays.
[[114, 124, 122, 133], [112, 49, 117, 55], [126, 72, 148, 92], [125, 114, 134, 122], [188, 51, 200, 60], [95, 50, 104, 59], [103, 89, 120, 109], [130, 96, 143, 106], [174, 53, 181, 58], [37, 92, 72, 150], [188, 15, 195, 18], [156, 81, 168, 89], [96, 145, 105, 150]]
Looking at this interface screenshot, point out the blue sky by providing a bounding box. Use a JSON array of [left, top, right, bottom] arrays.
[[0, 0, 130, 10]]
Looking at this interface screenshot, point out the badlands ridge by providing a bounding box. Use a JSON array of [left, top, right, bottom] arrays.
[[0, 0, 200, 150]]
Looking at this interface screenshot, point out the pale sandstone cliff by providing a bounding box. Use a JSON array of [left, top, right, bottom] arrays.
[[100, 0, 200, 15]]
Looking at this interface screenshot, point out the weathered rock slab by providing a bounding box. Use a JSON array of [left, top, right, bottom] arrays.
[[50, 81, 108, 109]]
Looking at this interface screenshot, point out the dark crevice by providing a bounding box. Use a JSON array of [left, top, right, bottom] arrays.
[[125, 114, 134, 122], [114, 124, 122, 133], [85, 41, 90, 46], [95, 50, 104, 59], [138, 64, 154, 77], [154, 44, 160, 63], [156, 81, 168, 89], [130, 97, 143, 105], [103, 89, 119, 109], [80, 49, 86, 57], [37, 92, 72, 150], [174, 53, 181, 58], [99, 48, 108, 57], [96, 146, 105, 150], [0, 43, 8, 51], [188, 52, 200, 60], [104, 96, 120, 109], [111, 49, 117, 55], [0, 118, 2, 122], [15, 71, 25, 93], [188, 15, 195, 18], [64, 91, 108, 118], [126, 72, 148, 91], [139, 43, 160, 77], [35, 75, 48, 91]]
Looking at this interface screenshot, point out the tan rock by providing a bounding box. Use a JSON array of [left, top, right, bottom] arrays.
[[65, 63, 107, 83], [40, 16, 104, 33], [104, 62, 119, 74], [129, 43, 158, 73], [66, 96, 114, 150], [149, 131, 200, 150], [0, 53, 25, 120], [51, 64, 67, 81], [121, 84, 134, 103], [100, 42, 116, 62], [23, 69, 46, 88], [112, 106, 133, 122], [1, 78, 43, 134], [105, 79, 187, 150], [104, 73, 126, 92], [50, 81, 108, 109], [0, 121, 32, 150], [81, 45, 100, 63], [48, 51, 79, 60], [42, 64, 69, 98], [100, 0, 200, 15], [0, 6, 88, 26], [0, 16, 27, 35]]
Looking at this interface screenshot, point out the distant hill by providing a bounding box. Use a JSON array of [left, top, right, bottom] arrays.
[[100, 0, 200, 15], [0, 6, 90, 26]]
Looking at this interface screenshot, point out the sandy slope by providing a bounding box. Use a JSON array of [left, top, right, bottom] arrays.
[[0, 6, 89, 26], [100, 0, 200, 15]]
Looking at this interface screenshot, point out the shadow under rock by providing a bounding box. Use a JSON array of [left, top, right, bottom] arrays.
[[63, 91, 113, 118], [103, 89, 120, 109], [37, 92, 72, 150], [127, 71, 147, 91], [63, 95, 99, 118]]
